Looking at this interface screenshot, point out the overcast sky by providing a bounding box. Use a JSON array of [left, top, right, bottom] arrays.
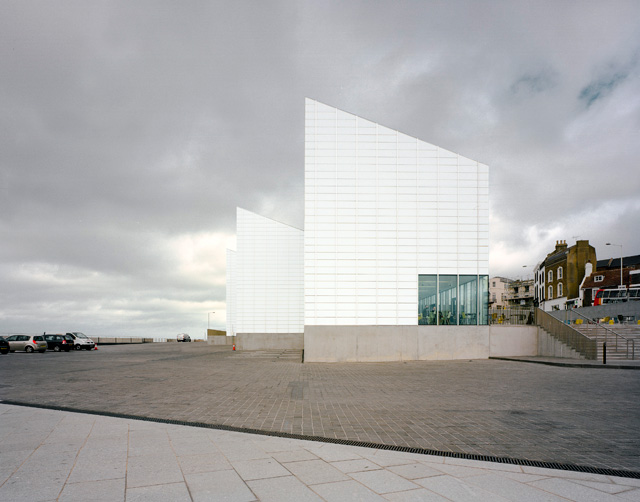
[[2, 1, 639, 338]]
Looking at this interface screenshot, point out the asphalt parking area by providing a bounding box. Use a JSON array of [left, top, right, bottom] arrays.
[[1, 343, 639, 473]]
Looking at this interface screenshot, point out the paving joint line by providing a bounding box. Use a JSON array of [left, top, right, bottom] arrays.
[[3, 399, 639, 480]]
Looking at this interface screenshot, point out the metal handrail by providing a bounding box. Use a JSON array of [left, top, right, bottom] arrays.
[[563, 309, 635, 360], [535, 309, 597, 360]]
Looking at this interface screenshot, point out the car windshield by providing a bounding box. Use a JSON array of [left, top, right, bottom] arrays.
[[34, 336, 44, 341], [74, 333, 88, 339]]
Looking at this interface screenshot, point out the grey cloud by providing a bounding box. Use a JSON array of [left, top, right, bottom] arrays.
[[2, 0, 640, 336]]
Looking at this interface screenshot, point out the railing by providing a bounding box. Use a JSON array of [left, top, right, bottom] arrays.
[[559, 309, 635, 360], [535, 308, 597, 360], [489, 308, 535, 325]]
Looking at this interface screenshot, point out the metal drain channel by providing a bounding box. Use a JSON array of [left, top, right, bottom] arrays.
[[3, 399, 639, 479]]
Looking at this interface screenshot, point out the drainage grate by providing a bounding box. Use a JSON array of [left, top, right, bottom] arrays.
[[2, 399, 639, 479]]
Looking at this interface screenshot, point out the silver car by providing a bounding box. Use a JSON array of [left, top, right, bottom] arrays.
[[5, 334, 48, 353]]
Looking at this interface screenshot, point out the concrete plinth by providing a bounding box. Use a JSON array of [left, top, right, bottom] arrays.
[[236, 332, 303, 350], [304, 325, 495, 362]]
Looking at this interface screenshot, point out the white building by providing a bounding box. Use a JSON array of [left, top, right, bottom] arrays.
[[227, 208, 304, 349], [227, 99, 490, 362]]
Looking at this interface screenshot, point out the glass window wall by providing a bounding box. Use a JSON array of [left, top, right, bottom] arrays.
[[479, 275, 489, 325], [418, 274, 488, 325], [438, 275, 457, 325], [459, 275, 478, 325], [418, 275, 437, 325]]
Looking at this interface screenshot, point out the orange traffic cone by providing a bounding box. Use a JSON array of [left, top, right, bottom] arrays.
[[232, 344, 235, 351], [94, 344, 98, 350]]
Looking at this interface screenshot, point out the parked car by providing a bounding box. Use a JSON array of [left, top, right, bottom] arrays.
[[4, 334, 48, 353], [177, 333, 191, 342], [0, 336, 9, 355], [66, 332, 95, 350], [44, 333, 74, 352]]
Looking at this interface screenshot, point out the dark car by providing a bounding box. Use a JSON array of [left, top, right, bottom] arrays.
[[0, 336, 9, 355], [44, 334, 73, 352]]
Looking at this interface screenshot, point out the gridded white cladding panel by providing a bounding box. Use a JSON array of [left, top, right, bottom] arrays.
[[235, 208, 304, 334], [304, 98, 489, 326], [225, 249, 236, 336]]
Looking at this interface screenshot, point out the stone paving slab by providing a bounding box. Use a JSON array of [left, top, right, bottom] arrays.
[[1, 343, 639, 472], [2, 404, 640, 502]]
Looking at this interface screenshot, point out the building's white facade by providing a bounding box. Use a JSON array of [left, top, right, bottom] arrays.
[[229, 208, 304, 348], [304, 99, 489, 330], [226, 100, 491, 361]]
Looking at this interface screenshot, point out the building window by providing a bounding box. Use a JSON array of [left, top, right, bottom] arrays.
[[558, 267, 563, 279], [439, 275, 457, 325], [558, 283, 563, 297], [548, 285, 553, 299], [459, 275, 479, 325], [594, 275, 604, 282], [418, 274, 488, 326], [419, 275, 437, 325], [548, 270, 553, 282], [525, 285, 530, 292]]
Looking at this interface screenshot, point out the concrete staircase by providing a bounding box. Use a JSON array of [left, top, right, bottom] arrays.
[[573, 324, 640, 361]]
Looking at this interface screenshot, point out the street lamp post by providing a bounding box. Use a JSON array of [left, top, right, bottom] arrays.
[[606, 243, 623, 288]]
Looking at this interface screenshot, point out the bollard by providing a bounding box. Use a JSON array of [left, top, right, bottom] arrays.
[[603, 341, 606, 365]]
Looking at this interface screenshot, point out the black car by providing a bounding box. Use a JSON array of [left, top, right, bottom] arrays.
[[44, 334, 73, 352], [0, 336, 9, 355]]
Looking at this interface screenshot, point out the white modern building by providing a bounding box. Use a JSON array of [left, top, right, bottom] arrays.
[[227, 99, 491, 361], [227, 208, 304, 349]]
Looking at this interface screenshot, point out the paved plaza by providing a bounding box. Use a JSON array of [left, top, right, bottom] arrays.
[[3, 404, 640, 502], [1, 343, 640, 500]]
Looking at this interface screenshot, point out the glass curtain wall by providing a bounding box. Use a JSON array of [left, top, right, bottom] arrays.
[[479, 275, 489, 325], [418, 275, 488, 325], [459, 275, 478, 325], [438, 275, 457, 325], [418, 275, 437, 325]]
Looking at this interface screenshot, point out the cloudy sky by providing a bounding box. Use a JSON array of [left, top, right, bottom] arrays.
[[2, 1, 639, 338]]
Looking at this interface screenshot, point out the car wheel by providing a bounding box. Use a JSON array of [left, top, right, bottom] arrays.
[[54, 345, 61, 352], [75, 344, 82, 350], [25, 346, 34, 353]]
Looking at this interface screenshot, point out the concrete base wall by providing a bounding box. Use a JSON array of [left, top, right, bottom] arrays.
[[304, 325, 494, 362], [236, 333, 304, 350], [489, 326, 538, 357], [208, 335, 235, 345], [234, 325, 563, 362]]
